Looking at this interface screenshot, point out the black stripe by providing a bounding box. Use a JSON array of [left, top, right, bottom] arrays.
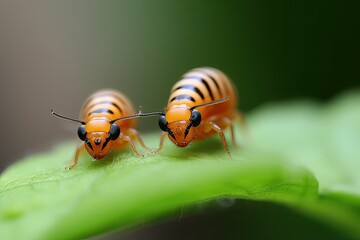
[[85, 139, 93, 150], [198, 70, 223, 97], [184, 77, 214, 101], [184, 122, 193, 138], [87, 101, 122, 114], [168, 129, 176, 140], [113, 94, 130, 111], [173, 85, 204, 100], [102, 138, 110, 150], [170, 94, 195, 102], [88, 108, 114, 116]]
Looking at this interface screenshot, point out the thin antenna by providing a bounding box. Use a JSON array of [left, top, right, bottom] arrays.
[[190, 96, 230, 110], [51, 109, 85, 124], [110, 111, 164, 124]]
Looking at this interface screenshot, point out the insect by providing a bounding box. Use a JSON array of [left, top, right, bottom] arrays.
[[156, 67, 245, 157], [52, 89, 158, 169]]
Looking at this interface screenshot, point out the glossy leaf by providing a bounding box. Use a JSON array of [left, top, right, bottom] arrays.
[[1, 90, 360, 239]]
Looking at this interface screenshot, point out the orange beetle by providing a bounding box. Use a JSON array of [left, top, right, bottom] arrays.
[[156, 67, 246, 157], [52, 89, 157, 169]]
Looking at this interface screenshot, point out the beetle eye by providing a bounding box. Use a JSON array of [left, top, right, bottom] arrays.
[[158, 115, 168, 132], [191, 110, 202, 127], [77, 125, 87, 141], [109, 124, 120, 140]]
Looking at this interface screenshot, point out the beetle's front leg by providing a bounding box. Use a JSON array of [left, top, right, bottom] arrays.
[[68, 142, 85, 170]]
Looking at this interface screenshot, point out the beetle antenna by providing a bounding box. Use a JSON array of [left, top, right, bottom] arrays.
[[51, 109, 85, 124], [110, 110, 164, 124], [190, 96, 230, 110]]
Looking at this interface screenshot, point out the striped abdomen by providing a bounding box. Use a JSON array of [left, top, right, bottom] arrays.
[[81, 89, 135, 123], [168, 67, 237, 117]]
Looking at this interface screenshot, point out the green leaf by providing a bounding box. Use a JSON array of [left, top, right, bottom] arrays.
[[1, 90, 360, 239]]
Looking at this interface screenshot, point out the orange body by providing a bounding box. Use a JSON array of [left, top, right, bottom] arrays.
[[157, 67, 243, 157], [53, 89, 151, 169], [80, 89, 137, 159]]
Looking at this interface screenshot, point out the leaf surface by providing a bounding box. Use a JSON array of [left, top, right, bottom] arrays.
[[1, 90, 360, 239]]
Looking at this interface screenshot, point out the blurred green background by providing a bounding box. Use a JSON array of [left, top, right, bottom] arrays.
[[0, 1, 359, 170], [0, 1, 359, 239]]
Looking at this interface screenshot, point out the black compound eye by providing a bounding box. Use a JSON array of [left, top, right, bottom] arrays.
[[77, 125, 87, 141], [109, 124, 120, 140], [191, 110, 202, 127], [158, 115, 168, 132]]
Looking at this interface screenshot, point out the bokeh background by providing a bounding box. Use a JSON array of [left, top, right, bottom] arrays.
[[0, 1, 359, 239], [0, 0, 360, 239]]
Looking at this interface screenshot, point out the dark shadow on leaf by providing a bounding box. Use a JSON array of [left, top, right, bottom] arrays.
[[105, 198, 352, 240]]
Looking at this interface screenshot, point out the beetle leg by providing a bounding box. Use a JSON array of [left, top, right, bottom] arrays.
[[221, 116, 238, 148], [126, 128, 152, 152], [121, 134, 145, 157], [208, 121, 232, 159], [68, 142, 85, 170], [153, 132, 167, 153]]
